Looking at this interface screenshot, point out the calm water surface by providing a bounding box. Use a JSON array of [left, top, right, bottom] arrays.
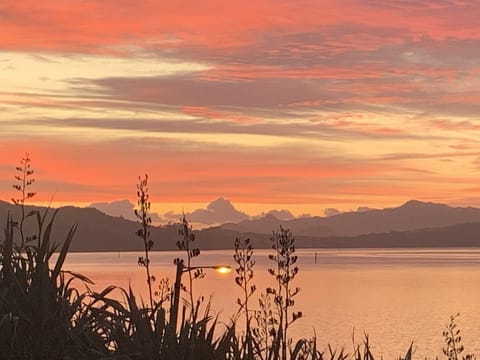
[[61, 248, 480, 359]]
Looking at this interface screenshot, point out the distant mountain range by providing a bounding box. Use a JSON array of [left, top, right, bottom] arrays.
[[2, 199, 480, 251], [221, 200, 480, 237]]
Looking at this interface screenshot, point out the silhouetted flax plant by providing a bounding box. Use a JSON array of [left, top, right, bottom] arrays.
[[11, 152, 36, 250], [135, 173, 155, 310], [176, 215, 204, 322], [233, 236, 257, 359], [267, 226, 302, 360], [442, 313, 475, 360], [0, 209, 102, 359], [254, 290, 277, 360]]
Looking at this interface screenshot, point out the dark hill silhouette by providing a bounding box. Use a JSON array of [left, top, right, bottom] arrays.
[[221, 200, 480, 237], [2, 199, 480, 251], [0, 200, 252, 251], [0, 200, 178, 251], [304, 221, 480, 248]]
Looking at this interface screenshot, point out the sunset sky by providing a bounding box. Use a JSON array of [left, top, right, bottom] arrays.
[[2, 0, 480, 222]]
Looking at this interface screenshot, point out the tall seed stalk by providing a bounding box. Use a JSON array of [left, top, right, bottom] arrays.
[[134, 174, 155, 310], [267, 226, 302, 360], [442, 313, 474, 360], [11, 152, 36, 249], [233, 236, 256, 359], [176, 215, 203, 321], [254, 291, 277, 360]]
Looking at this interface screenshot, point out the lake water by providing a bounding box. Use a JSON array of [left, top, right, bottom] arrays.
[[61, 248, 480, 359]]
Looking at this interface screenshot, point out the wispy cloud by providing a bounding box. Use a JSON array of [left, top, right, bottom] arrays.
[[2, 0, 480, 213]]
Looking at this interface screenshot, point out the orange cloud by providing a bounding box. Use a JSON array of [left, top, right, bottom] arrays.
[[2, 0, 480, 215], [0, 136, 393, 203]]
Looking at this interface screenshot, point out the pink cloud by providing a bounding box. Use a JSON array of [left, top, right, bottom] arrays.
[[2, 0, 480, 54]]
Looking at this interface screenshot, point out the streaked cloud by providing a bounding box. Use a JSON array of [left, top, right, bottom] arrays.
[[1, 0, 480, 215]]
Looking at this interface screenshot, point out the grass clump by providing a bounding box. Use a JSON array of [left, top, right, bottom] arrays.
[[0, 210, 108, 359]]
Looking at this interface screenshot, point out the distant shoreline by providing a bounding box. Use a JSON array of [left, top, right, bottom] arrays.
[[63, 245, 480, 254]]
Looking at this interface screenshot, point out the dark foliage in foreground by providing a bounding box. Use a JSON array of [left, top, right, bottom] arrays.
[[0, 211, 473, 359]]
